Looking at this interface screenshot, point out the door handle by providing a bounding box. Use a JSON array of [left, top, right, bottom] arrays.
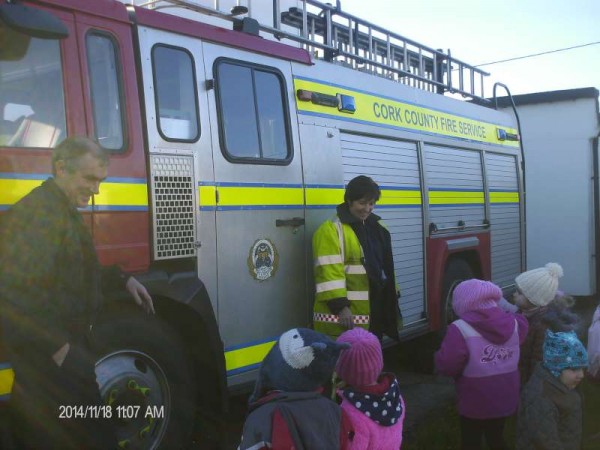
[[276, 217, 305, 227]]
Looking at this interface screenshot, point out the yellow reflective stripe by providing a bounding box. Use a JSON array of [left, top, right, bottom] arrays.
[[347, 290, 369, 301], [0, 178, 149, 208], [429, 190, 484, 205], [377, 189, 422, 206], [345, 265, 366, 275], [94, 182, 148, 207], [315, 255, 343, 266], [0, 178, 43, 204], [217, 186, 303, 207], [490, 191, 520, 203], [225, 340, 276, 373], [294, 78, 519, 147], [199, 185, 217, 207], [316, 279, 346, 293], [0, 367, 14, 397], [306, 187, 344, 206]]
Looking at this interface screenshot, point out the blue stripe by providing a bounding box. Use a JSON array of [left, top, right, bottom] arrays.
[[380, 185, 421, 191], [214, 205, 304, 211], [224, 336, 279, 352], [0, 394, 11, 402], [489, 188, 519, 192], [0, 174, 145, 184], [227, 362, 261, 377], [84, 205, 149, 212], [429, 187, 483, 192], [0, 172, 48, 180], [199, 181, 303, 188], [0, 363, 12, 370], [305, 183, 344, 189], [429, 203, 484, 208], [105, 176, 146, 184]]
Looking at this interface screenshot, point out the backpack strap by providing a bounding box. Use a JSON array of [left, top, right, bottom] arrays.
[[271, 407, 297, 449]]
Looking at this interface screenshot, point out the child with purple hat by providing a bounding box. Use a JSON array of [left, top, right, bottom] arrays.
[[435, 279, 528, 450], [335, 328, 405, 449]]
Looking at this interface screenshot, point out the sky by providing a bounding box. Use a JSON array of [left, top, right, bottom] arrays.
[[335, 0, 600, 98]]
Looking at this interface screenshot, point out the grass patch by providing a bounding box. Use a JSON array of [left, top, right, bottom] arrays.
[[401, 377, 599, 450], [402, 403, 460, 450]]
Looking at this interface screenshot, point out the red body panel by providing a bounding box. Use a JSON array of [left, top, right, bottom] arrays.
[[426, 232, 491, 331]]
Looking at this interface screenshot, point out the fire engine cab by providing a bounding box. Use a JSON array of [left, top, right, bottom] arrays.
[[0, 0, 524, 447]]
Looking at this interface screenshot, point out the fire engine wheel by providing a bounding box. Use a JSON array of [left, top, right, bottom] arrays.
[[439, 258, 474, 336], [92, 314, 196, 450]]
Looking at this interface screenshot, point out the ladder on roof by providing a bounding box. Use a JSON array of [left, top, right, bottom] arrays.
[[136, 0, 490, 101]]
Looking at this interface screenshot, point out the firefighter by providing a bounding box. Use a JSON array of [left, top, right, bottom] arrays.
[[0, 136, 154, 449], [312, 175, 401, 340]]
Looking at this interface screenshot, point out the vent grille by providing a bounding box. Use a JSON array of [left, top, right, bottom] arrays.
[[150, 155, 196, 260]]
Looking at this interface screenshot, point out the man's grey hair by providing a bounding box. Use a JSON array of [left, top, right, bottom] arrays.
[[51, 136, 108, 176]]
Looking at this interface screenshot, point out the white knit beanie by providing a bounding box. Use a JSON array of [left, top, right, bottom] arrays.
[[515, 262, 563, 307]]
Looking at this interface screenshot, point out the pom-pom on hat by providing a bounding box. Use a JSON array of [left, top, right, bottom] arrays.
[[452, 279, 502, 318], [543, 329, 588, 377], [250, 328, 350, 402], [515, 262, 563, 307], [336, 328, 383, 387]]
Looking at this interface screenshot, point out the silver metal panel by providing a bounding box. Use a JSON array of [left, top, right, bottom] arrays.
[[486, 153, 521, 289], [447, 237, 480, 251], [149, 154, 198, 260], [424, 145, 485, 229], [201, 42, 307, 357], [339, 133, 425, 326]]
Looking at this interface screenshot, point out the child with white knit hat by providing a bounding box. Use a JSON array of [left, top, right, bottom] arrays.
[[435, 279, 529, 450], [513, 262, 563, 311], [513, 262, 577, 384], [335, 328, 405, 449]]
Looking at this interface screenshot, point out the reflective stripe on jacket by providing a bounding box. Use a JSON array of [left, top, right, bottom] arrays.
[[312, 215, 371, 337]]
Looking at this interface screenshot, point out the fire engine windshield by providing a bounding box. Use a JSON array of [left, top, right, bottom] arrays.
[[0, 28, 66, 148]]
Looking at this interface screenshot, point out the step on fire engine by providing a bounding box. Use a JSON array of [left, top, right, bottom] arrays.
[[0, 0, 524, 447]]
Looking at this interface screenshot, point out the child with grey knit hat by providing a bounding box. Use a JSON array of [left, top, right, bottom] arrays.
[[513, 262, 578, 384]]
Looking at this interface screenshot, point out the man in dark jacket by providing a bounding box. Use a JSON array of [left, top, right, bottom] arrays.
[[0, 136, 154, 449]]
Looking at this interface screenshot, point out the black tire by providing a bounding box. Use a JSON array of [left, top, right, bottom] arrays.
[[91, 313, 196, 450], [439, 258, 474, 337]]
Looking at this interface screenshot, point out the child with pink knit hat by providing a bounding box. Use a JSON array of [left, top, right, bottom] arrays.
[[435, 279, 528, 450], [335, 328, 405, 449]]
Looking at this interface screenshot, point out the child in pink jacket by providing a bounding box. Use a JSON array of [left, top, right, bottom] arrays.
[[336, 328, 405, 449], [435, 279, 528, 450]]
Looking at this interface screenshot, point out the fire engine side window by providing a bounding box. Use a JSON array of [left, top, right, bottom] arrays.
[[86, 33, 125, 152], [152, 45, 199, 142], [0, 34, 66, 148], [215, 60, 291, 163]]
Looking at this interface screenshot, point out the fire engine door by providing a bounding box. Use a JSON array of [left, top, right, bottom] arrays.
[[202, 43, 307, 357]]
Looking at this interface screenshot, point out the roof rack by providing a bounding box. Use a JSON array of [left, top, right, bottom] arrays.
[[136, 0, 490, 101]]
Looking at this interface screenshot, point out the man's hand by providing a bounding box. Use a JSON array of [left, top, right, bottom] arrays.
[[126, 276, 155, 314], [52, 342, 70, 367], [338, 307, 355, 329]]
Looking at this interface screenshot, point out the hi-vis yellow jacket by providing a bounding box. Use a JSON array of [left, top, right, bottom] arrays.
[[312, 205, 401, 339]]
